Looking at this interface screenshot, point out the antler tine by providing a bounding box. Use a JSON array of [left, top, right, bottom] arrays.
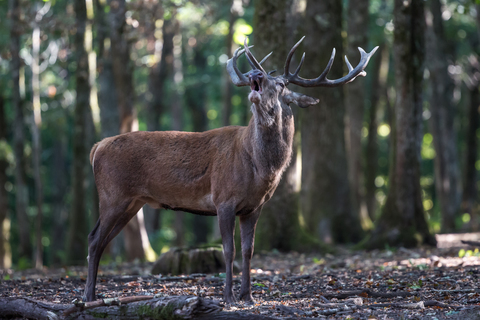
[[316, 48, 336, 82], [246, 51, 272, 70], [286, 45, 379, 88], [226, 44, 273, 87], [226, 46, 251, 86], [284, 36, 305, 77], [259, 51, 273, 65], [292, 52, 305, 76], [244, 37, 267, 74]]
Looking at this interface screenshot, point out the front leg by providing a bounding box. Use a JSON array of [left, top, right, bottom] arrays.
[[238, 206, 262, 302], [217, 204, 237, 304]]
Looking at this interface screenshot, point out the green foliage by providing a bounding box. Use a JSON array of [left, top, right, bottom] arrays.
[[409, 279, 423, 290], [458, 248, 480, 258], [253, 282, 266, 287]]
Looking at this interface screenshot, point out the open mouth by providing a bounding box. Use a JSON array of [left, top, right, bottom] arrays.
[[251, 79, 262, 93]]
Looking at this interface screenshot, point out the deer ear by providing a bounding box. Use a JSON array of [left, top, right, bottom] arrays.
[[284, 91, 319, 108]]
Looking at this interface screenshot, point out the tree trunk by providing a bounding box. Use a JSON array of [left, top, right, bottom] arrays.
[[462, 70, 479, 230], [51, 138, 68, 266], [366, 0, 435, 248], [31, 113, 43, 269], [146, 5, 168, 134], [10, 0, 32, 260], [109, 0, 135, 135], [96, 0, 119, 140], [108, 0, 155, 261], [364, 44, 389, 221], [222, 5, 236, 127], [425, 0, 461, 232], [461, 5, 480, 229], [31, 3, 50, 268], [67, 0, 90, 265], [345, 0, 370, 230], [252, 0, 309, 252], [301, 0, 363, 244], [0, 91, 12, 269]]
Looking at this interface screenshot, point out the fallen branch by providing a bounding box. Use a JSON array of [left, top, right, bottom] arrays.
[[433, 289, 480, 294], [424, 300, 464, 309], [276, 304, 305, 316], [322, 289, 415, 299], [461, 240, 480, 247], [367, 301, 424, 309], [0, 295, 222, 320], [317, 305, 359, 316], [317, 297, 363, 308], [63, 295, 155, 316]]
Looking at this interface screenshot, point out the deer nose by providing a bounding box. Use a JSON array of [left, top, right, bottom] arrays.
[[249, 70, 264, 81]]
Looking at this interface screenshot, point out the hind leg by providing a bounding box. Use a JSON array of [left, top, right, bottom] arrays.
[[83, 200, 144, 302]]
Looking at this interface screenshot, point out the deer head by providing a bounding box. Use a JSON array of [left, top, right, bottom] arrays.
[[227, 37, 379, 118]]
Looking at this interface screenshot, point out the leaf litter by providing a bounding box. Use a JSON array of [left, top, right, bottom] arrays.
[[1, 246, 480, 319]]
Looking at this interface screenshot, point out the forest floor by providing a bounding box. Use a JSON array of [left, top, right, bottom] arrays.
[[1, 245, 480, 319]]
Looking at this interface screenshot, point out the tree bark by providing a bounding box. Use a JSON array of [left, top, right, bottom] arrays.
[[252, 0, 310, 252], [31, 111, 43, 269], [345, 0, 370, 229], [366, 0, 435, 248], [0, 296, 278, 320], [425, 0, 461, 232], [0, 90, 11, 269], [221, 6, 236, 127], [364, 44, 389, 221], [146, 6, 169, 134], [51, 138, 68, 266], [96, 0, 119, 140], [462, 69, 479, 229], [301, 0, 363, 244], [31, 3, 50, 268], [0, 296, 222, 320], [461, 5, 480, 228], [67, 0, 90, 265], [10, 0, 32, 260], [108, 0, 155, 261]]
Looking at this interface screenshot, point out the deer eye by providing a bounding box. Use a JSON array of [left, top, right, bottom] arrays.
[[276, 82, 285, 89]]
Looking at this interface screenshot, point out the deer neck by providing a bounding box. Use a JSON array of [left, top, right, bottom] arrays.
[[244, 102, 294, 179]]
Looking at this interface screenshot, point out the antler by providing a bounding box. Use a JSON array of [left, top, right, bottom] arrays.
[[226, 38, 272, 87], [283, 36, 379, 87]]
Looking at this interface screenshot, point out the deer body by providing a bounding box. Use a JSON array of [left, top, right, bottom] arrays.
[[91, 110, 293, 218], [84, 37, 377, 304]]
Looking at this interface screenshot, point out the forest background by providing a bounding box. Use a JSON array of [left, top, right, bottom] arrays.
[[0, 0, 478, 271]]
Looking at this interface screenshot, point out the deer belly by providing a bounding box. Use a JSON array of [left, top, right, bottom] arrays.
[[151, 193, 216, 215]]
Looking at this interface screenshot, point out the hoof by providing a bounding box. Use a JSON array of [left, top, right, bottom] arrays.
[[223, 292, 238, 304], [239, 292, 255, 304]]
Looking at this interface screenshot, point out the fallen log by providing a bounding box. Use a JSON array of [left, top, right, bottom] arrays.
[[0, 295, 222, 319], [0, 296, 290, 320]]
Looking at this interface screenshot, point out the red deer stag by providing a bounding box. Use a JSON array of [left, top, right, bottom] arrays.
[[83, 37, 378, 303]]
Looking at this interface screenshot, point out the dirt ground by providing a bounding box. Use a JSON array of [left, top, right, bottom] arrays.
[[1, 246, 480, 319]]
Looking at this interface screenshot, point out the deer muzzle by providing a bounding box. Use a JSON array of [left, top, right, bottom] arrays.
[[248, 70, 264, 104]]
